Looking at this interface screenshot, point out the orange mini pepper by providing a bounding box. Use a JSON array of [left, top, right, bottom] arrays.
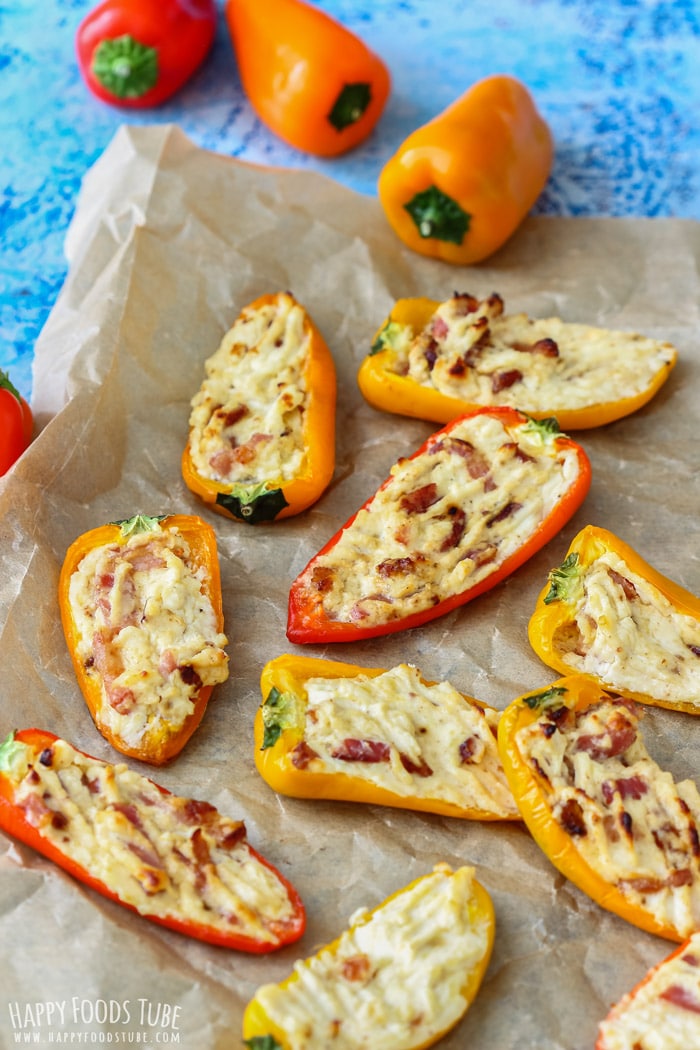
[[0, 729, 306, 953], [182, 292, 336, 524], [242, 863, 494, 1049], [498, 674, 700, 942], [224, 0, 390, 157], [528, 525, 700, 715], [59, 513, 229, 765], [254, 654, 519, 821], [378, 74, 553, 265]]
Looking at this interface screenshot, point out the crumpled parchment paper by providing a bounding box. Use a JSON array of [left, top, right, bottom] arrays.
[[1, 123, 699, 1050]]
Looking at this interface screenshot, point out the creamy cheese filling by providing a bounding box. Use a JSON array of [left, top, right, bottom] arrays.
[[298, 664, 517, 817], [252, 864, 489, 1050], [552, 550, 700, 707], [598, 931, 700, 1050], [68, 525, 228, 749], [11, 738, 296, 943], [385, 294, 675, 412], [188, 292, 310, 485], [296, 412, 580, 627], [517, 697, 700, 937]]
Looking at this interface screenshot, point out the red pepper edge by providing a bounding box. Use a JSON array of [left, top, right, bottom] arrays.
[[595, 938, 692, 1048], [286, 406, 592, 644], [0, 729, 306, 953]]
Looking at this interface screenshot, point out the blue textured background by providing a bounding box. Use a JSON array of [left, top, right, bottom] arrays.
[[2, 0, 699, 400]]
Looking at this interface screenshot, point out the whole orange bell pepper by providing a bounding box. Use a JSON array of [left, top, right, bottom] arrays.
[[242, 863, 494, 1049], [378, 74, 553, 265], [254, 654, 519, 821], [58, 513, 229, 765], [498, 674, 700, 942], [224, 0, 390, 157], [182, 291, 336, 524], [0, 729, 305, 953], [528, 525, 700, 715]]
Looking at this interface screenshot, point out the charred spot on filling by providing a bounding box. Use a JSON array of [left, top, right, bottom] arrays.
[[559, 797, 587, 837], [39, 748, 54, 767], [424, 339, 439, 370], [179, 664, 203, 692], [310, 566, 335, 594]]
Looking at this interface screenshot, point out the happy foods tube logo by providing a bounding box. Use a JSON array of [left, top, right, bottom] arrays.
[[6, 997, 182, 1044]]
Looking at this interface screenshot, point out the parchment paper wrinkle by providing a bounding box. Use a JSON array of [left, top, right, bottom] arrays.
[[1, 123, 699, 1048]]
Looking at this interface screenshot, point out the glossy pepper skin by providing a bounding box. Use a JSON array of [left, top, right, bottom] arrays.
[[359, 296, 678, 430], [529, 524, 700, 715], [378, 75, 553, 265], [0, 370, 33, 476], [182, 292, 336, 524], [497, 675, 685, 942], [75, 0, 217, 108], [224, 0, 390, 157], [255, 654, 514, 821], [58, 513, 226, 765], [242, 865, 494, 1049], [287, 407, 592, 644], [0, 729, 306, 953]]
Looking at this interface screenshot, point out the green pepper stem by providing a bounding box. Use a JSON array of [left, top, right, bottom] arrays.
[[91, 35, 159, 99]]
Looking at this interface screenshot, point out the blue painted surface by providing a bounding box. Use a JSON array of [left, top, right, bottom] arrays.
[[1, 0, 699, 399]]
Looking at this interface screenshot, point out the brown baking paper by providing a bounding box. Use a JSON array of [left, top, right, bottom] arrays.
[[1, 123, 699, 1049]]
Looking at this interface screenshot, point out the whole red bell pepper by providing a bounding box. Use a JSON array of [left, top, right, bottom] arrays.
[[0, 370, 32, 476], [75, 0, 217, 108]]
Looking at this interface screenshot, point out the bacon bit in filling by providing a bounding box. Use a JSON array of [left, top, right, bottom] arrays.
[[341, 955, 373, 982], [291, 741, 319, 769], [331, 739, 390, 763], [574, 709, 637, 761], [660, 984, 700, 1013], [513, 338, 560, 357], [400, 483, 439, 514], [459, 736, 486, 764], [607, 567, 639, 601], [486, 501, 522, 527], [377, 556, 418, 578], [491, 369, 523, 393]]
